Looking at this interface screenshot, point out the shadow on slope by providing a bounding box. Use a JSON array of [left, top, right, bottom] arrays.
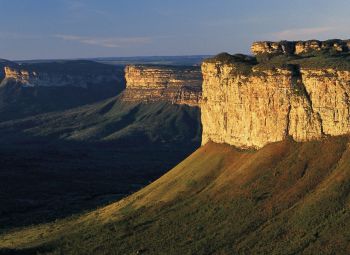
[[0, 97, 201, 231], [1, 136, 350, 254]]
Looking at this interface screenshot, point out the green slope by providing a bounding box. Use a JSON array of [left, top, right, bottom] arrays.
[[0, 95, 201, 145], [1, 136, 350, 254]]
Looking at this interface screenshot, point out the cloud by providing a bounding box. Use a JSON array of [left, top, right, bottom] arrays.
[[54, 34, 152, 48], [271, 27, 337, 40]]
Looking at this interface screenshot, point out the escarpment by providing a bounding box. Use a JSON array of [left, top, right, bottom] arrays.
[[122, 65, 202, 106], [202, 40, 350, 148], [2, 61, 121, 88], [0, 61, 125, 122]]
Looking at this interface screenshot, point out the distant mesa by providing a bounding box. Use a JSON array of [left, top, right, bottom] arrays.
[[0, 60, 125, 121], [2, 61, 121, 88], [122, 64, 202, 106]]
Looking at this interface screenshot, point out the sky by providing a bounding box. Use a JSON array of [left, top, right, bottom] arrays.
[[0, 0, 349, 60]]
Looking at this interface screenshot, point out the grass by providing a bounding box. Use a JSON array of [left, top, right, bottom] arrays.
[[1, 136, 350, 254], [205, 50, 350, 75], [204, 53, 257, 75]]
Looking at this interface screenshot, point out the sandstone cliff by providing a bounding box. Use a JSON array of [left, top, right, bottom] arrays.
[[201, 41, 350, 149], [122, 65, 202, 106], [251, 39, 350, 56]]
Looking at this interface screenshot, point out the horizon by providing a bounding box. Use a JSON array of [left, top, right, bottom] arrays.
[[10, 54, 212, 62], [1, 0, 350, 60]]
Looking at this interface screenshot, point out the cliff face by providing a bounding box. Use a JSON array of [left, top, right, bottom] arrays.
[[122, 65, 202, 106], [2, 62, 120, 88], [0, 61, 125, 122], [201, 41, 350, 148], [251, 39, 350, 56]]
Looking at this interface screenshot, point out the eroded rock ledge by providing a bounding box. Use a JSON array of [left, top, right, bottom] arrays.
[[201, 42, 350, 148], [251, 39, 350, 56], [122, 65, 202, 106]]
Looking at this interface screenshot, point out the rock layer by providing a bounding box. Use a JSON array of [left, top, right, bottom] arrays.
[[201, 52, 350, 148], [251, 39, 350, 56], [122, 65, 202, 106]]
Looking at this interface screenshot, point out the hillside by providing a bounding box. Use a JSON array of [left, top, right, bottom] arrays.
[[0, 96, 201, 231], [0, 95, 201, 144], [1, 136, 350, 254]]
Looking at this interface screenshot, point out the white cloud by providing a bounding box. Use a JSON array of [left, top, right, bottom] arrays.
[[54, 34, 152, 48]]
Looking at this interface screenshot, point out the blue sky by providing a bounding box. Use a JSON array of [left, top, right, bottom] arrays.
[[0, 0, 349, 60]]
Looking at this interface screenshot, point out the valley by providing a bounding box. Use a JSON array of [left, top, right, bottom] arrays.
[[0, 60, 202, 231], [1, 39, 350, 254]]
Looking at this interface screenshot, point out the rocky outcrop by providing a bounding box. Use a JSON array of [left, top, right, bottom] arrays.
[[300, 69, 350, 135], [201, 49, 350, 148], [251, 39, 350, 56], [122, 65, 202, 106], [2, 63, 120, 88]]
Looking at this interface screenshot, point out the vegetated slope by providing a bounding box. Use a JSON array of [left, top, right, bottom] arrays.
[[0, 60, 125, 122], [0, 95, 201, 145], [1, 136, 350, 254], [0, 96, 201, 231]]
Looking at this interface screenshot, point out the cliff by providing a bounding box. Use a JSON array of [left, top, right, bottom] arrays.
[[201, 41, 350, 149], [2, 61, 121, 88], [251, 39, 350, 56], [0, 61, 125, 122], [122, 65, 202, 106]]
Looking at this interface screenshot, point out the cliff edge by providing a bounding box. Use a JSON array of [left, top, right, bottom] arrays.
[[202, 40, 350, 148]]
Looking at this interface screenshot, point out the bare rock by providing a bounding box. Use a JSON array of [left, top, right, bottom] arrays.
[[122, 65, 202, 106], [201, 57, 350, 148]]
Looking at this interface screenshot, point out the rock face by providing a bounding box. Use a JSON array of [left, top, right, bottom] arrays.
[[0, 61, 125, 122], [251, 39, 350, 56], [3, 62, 120, 88], [122, 65, 202, 106], [201, 45, 350, 148]]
